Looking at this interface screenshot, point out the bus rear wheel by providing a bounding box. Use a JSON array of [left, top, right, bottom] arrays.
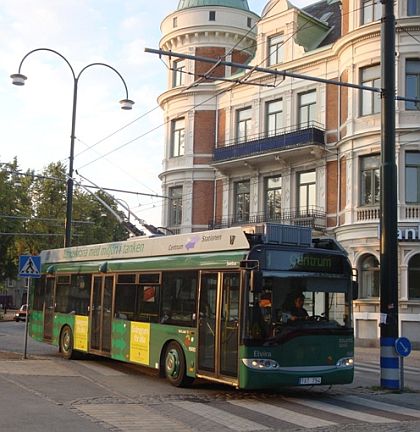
[[60, 325, 75, 360], [164, 342, 193, 387]]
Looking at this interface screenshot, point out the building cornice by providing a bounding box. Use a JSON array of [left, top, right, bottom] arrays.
[[161, 28, 256, 53]]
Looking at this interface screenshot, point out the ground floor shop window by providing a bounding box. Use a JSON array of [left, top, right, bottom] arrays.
[[408, 254, 420, 299]]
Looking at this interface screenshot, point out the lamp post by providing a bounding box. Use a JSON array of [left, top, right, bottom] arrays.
[[11, 48, 134, 248]]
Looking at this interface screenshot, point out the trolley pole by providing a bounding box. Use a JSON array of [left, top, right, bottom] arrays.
[[379, 0, 399, 390]]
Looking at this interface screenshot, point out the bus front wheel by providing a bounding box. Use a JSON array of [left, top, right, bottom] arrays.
[[60, 325, 75, 360], [164, 342, 193, 387]]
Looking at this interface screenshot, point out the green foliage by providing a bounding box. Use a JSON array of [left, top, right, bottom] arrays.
[[0, 158, 132, 283]]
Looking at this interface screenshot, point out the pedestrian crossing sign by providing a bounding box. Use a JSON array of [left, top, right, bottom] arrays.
[[18, 255, 41, 278]]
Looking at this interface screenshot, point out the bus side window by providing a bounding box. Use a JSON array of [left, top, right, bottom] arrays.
[[161, 271, 197, 326]]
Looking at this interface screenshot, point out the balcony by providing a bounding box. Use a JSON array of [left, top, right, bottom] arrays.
[[356, 205, 420, 222], [357, 206, 380, 221], [405, 205, 420, 219], [213, 122, 325, 164], [208, 206, 327, 232]]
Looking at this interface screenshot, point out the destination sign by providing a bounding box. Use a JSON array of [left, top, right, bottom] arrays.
[[265, 250, 346, 274]]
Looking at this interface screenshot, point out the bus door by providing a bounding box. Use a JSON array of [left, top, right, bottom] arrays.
[[90, 275, 114, 354], [43, 277, 55, 341], [198, 272, 240, 383]]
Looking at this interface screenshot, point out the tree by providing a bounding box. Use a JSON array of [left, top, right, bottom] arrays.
[[0, 158, 132, 283], [0, 158, 33, 279], [26, 161, 67, 251]]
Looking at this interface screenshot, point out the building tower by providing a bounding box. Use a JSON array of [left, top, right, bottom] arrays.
[[159, 0, 259, 233]]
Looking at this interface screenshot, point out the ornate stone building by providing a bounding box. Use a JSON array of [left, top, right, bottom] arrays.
[[157, 0, 420, 346]]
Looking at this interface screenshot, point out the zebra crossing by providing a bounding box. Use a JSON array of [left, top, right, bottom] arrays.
[[75, 392, 420, 432]]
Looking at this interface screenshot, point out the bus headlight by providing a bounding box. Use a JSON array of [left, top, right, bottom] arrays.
[[336, 357, 354, 368], [242, 359, 279, 369]]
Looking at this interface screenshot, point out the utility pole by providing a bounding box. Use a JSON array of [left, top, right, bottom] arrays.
[[380, 0, 399, 389]]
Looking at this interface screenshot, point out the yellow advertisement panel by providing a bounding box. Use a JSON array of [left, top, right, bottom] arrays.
[[130, 322, 150, 365], [74, 315, 89, 351]]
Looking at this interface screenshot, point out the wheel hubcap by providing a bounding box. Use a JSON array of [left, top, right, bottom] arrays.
[[63, 331, 70, 351], [166, 349, 179, 378]]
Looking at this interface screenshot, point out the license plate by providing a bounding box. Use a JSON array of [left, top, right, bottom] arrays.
[[299, 377, 322, 385]]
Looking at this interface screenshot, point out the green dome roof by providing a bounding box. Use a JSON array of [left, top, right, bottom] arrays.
[[177, 0, 250, 11]]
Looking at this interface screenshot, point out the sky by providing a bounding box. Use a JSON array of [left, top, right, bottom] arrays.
[[0, 0, 311, 229]]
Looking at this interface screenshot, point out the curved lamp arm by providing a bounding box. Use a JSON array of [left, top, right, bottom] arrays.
[[10, 48, 134, 110], [77, 62, 134, 110]]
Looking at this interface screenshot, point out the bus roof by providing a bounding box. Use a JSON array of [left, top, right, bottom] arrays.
[[40, 226, 250, 264]]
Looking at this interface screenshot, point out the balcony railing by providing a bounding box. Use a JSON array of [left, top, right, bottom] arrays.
[[213, 122, 325, 162], [357, 205, 420, 222], [208, 206, 327, 231], [406, 205, 420, 219], [357, 206, 380, 221]]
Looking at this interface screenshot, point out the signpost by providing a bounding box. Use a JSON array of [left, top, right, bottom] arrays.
[[18, 255, 41, 359], [395, 337, 412, 392]]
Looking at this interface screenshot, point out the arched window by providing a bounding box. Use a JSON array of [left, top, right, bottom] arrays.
[[360, 254, 380, 298], [408, 254, 420, 299]]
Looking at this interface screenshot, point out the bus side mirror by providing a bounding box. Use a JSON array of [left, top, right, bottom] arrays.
[[251, 271, 263, 293], [352, 281, 359, 300]]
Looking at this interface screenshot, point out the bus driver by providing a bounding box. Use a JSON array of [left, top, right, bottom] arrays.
[[289, 294, 309, 321]]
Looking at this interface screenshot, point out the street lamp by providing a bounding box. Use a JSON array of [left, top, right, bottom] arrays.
[[11, 48, 135, 248]]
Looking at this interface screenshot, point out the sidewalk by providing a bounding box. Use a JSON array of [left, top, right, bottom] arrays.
[[356, 346, 420, 368]]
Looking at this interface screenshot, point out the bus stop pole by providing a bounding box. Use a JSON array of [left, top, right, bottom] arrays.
[[23, 278, 31, 359], [400, 356, 404, 392]]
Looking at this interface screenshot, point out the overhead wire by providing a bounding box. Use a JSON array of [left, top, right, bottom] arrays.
[[72, 0, 382, 163], [75, 0, 322, 170], [69, 0, 406, 222], [76, 0, 384, 168], [132, 125, 420, 219], [79, 2, 414, 216]]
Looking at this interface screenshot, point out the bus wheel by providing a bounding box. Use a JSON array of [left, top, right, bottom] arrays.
[[60, 325, 75, 360], [164, 342, 193, 387]]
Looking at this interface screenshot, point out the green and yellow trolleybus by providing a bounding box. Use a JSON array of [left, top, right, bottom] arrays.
[[30, 223, 357, 389]]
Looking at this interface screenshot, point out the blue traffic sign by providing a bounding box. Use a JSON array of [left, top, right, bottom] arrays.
[[395, 337, 412, 357], [18, 255, 41, 278]]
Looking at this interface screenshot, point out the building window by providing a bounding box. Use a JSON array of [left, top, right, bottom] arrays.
[[171, 118, 185, 157], [265, 176, 282, 220], [209, 11, 216, 21], [297, 170, 316, 213], [247, 17, 252, 28], [268, 34, 284, 66], [406, 151, 420, 203], [361, 0, 381, 24], [266, 99, 283, 137], [173, 60, 185, 87], [408, 254, 420, 299], [360, 254, 380, 298], [173, 16, 178, 28], [169, 186, 183, 226], [298, 90, 316, 128], [234, 181, 250, 223], [360, 155, 380, 205], [406, 59, 420, 110], [408, 0, 420, 15], [236, 107, 252, 143], [360, 65, 381, 116]]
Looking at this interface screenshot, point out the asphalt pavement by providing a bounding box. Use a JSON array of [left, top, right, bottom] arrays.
[[2, 309, 420, 432]]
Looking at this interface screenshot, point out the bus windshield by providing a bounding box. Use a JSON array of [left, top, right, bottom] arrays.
[[244, 275, 352, 345]]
